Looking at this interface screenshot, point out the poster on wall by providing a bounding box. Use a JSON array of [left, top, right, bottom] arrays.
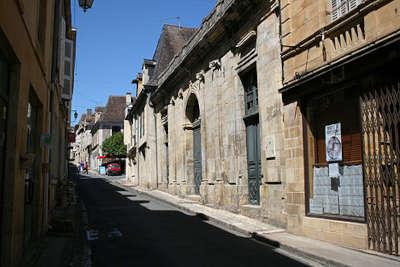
[[325, 123, 342, 162]]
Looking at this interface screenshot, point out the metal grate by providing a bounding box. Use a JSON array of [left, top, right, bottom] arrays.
[[360, 82, 400, 255]]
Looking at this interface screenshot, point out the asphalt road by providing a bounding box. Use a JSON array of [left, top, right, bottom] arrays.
[[77, 173, 309, 267]]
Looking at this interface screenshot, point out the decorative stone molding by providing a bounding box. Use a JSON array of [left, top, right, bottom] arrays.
[[196, 70, 205, 83], [209, 59, 221, 71], [235, 30, 257, 49], [270, 0, 279, 11], [170, 99, 175, 106], [189, 80, 201, 92], [178, 89, 184, 99], [157, 0, 236, 89]]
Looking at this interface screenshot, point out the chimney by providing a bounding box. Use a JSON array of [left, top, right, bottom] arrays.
[[126, 92, 132, 105]]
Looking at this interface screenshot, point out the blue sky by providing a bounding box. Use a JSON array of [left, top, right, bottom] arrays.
[[71, 0, 215, 124]]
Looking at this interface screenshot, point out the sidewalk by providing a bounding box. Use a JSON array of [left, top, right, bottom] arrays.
[[33, 166, 91, 267], [111, 179, 400, 267]]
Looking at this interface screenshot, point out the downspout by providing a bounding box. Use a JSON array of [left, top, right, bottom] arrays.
[[278, 0, 284, 85], [149, 95, 159, 189]]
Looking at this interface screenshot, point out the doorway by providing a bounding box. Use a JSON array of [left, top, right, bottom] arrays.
[[186, 94, 202, 194], [242, 68, 261, 205], [246, 118, 261, 205], [360, 79, 400, 255]]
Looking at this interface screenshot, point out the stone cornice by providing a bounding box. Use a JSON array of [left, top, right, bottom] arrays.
[[156, 0, 236, 90]]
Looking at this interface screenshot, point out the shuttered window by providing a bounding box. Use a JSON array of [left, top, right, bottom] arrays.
[[306, 89, 365, 219], [331, 0, 362, 21], [311, 91, 362, 165], [311, 90, 362, 165]]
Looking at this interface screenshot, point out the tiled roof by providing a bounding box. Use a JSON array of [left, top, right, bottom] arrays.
[[99, 96, 126, 123], [150, 24, 197, 83]]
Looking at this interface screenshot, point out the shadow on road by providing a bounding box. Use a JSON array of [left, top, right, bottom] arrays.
[[77, 177, 309, 267]]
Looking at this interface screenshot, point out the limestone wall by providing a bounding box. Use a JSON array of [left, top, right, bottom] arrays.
[[148, 10, 288, 227], [281, 0, 400, 84]]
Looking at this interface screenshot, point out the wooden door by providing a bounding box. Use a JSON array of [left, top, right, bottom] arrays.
[[246, 120, 261, 205], [193, 122, 202, 194]]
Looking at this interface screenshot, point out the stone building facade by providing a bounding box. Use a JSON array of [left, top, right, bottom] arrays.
[[151, 0, 287, 226], [125, 0, 400, 255], [0, 0, 76, 265], [90, 96, 125, 172], [124, 92, 136, 184], [127, 25, 197, 189], [129, 1, 289, 227], [279, 0, 400, 255]]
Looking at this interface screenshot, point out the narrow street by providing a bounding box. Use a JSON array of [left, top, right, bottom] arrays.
[[77, 173, 307, 267]]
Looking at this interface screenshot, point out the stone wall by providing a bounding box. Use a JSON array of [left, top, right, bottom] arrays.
[[281, 0, 400, 84], [148, 6, 288, 227]]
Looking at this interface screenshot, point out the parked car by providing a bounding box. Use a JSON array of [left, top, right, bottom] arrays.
[[106, 162, 122, 176]]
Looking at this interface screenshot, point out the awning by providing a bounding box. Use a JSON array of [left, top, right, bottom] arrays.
[[97, 155, 107, 159]]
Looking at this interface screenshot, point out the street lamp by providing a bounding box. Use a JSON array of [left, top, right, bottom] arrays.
[[78, 0, 94, 12]]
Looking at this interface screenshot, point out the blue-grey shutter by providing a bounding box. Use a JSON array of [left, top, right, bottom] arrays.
[[331, 0, 340, 21]]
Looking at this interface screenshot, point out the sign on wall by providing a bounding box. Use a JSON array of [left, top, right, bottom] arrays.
[[325, 123, 342, 162]]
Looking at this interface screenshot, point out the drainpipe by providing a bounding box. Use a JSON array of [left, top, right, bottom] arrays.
[[278, 0, 284, 84], [149, 96, 159, 189]]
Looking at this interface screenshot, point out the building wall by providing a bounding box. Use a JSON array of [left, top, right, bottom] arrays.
[[124, 94, 135, 183], [0, 0, 56, 265], [280, 0, 400, 250], [281, 0, 400, 84], [135, 95, 158, 189], [137, 2, 289, 228]]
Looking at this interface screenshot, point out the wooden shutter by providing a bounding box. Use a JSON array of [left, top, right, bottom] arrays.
[[339, 0, 348, 17], [331, 0, 340, 21], [348, 0, 361, 11], [313, 90, 362, 165]]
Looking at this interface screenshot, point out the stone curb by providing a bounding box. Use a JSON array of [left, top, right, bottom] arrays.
[[108, 180, 399, 267], [251, 233, 348, 267]]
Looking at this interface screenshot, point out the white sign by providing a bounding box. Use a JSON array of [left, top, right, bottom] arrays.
[[328, 163, 340, 178], [265, 136, 276, 159], [325, 123, 342, 162]]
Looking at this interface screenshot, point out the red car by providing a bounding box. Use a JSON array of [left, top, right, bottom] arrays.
[[106, 162, 122, 176]]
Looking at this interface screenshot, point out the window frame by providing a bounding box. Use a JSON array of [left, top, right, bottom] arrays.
[[303, 88, 366, 223]]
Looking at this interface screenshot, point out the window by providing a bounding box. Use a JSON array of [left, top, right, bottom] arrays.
[[112, 126, 121, 134], [139, 112, 145, 138], [63, 79, 70, 96], [331, 0, 362, 21], [37, 0, 47, 48], [242, 69, 258, 115], [306, 89, 364, 220], [65, 41, 72, 58], [64, 60, 71, 76]]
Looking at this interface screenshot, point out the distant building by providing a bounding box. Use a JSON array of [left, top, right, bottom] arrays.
[[90, 96, 126, 171], [74, 109, 95, 165], [124, 92, 136, 184]]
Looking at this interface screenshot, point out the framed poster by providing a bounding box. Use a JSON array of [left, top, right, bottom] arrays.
[[325, 123, 342, 162]]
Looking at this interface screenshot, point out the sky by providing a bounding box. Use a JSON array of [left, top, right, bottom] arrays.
[[71, 0, 216, 124]]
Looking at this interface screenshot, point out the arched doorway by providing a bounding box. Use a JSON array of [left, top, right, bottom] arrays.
[[186, 94, 202, 194]]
